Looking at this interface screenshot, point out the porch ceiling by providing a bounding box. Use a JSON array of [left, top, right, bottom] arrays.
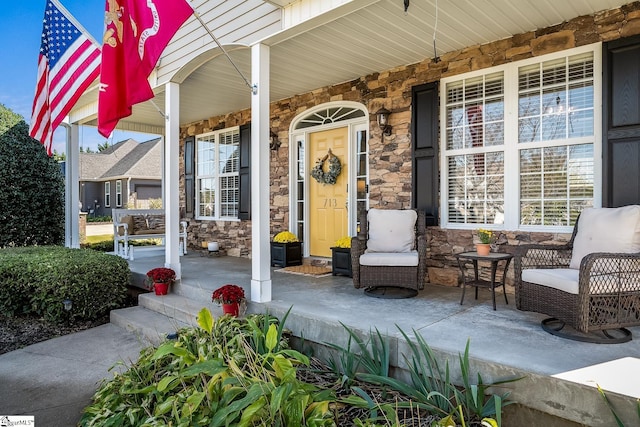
[[79, 0, 628, 132]]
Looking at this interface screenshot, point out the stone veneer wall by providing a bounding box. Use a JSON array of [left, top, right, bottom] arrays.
[[179, 2, 640, 284]]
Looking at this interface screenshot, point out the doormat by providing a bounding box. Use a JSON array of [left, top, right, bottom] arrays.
[[276, 265, 333, 278]]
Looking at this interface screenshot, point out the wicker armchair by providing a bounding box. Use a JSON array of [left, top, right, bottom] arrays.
[[351, 209, 427, 298], [515, 206, 640, 343]]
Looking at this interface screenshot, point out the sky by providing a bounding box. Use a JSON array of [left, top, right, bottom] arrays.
[[0, 1, 158, 154]]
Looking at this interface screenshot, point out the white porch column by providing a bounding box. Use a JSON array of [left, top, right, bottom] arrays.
[[250, 43, 272, 302], [64, 123, 80, 248], [164, 81, 182, 279]]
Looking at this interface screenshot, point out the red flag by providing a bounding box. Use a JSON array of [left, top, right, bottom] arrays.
[[30, 0, 101, 156], [98, 0, 193, 137]]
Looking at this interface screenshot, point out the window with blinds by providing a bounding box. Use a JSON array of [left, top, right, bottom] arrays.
[[441, 45, 598, 230], [444, 72, 505, 225], [518, 52, 594, 226], [196, 127, 240, 220]]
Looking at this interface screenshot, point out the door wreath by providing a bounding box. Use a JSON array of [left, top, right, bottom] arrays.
[[310, 148, 342, 185]]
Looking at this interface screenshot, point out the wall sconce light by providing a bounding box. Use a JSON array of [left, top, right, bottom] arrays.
[[269, 130, 281, 151], [375, 107, 392, 138]]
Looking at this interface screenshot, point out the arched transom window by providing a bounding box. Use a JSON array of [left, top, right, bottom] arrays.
[[294, 106, 366, 129]]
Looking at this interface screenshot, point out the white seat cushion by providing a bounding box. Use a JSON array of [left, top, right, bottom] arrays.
[[360, 251, 419, 267], [366, 209, 417, 253], [522, 268, 579, 294], [569, 206, 640, 269], [522, 268, 622, 295]]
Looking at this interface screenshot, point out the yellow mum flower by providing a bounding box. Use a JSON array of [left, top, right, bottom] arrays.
[[334, 236, 351, 248], [273, 231, 299, 243]]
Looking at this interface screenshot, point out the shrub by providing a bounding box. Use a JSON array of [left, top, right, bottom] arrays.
[[80, 309, 334, 427], [81, 239, 114, 252], [0, 104, 65, 247], [0, 246, 129, 322], [86, 215, 112, 223]]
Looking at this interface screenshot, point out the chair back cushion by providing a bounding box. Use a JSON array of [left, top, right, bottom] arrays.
[[366, 209, 417, 253], [569, 205, 640, 269]]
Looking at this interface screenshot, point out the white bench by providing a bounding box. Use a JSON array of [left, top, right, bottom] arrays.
[[112, 209, 187, 260]]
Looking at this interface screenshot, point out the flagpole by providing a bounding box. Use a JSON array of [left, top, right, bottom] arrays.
[[191, 10, 257, 95], [149, 99, 168, 120]]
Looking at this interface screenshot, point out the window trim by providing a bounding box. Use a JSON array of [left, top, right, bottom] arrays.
[[439, 43, 602, 233], [195, 126, 241, 221], [104, 182, 111, 207]]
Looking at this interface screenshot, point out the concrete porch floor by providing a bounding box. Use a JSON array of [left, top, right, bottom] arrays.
[[122, 251, 640, 426]]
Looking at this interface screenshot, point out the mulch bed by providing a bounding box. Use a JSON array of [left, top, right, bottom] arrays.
[[0, 313, 110, 355], [0, 287, 142, 355]]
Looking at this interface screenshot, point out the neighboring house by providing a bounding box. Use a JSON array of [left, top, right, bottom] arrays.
[[67, 1, 640, 288], [79, 138, 162, 217]]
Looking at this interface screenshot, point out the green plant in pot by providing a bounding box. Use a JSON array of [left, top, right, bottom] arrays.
[[146, 267, 175, 296], [475, 228, 493, 256]]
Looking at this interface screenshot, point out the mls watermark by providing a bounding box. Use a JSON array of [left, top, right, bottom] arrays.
[[0, 416, 35, 426]]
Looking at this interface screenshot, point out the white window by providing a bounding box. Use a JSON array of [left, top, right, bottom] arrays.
[[104, 182, 111, 207], [196, 127, 240, 220], [441, 44, 600, 232], [115, 180, 122, 207]]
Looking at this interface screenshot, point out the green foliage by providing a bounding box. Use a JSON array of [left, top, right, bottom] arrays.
[[81, 236, 158, 253], [80, 311, 520, 426], [0, 246, 129, 322], [324, 324, 390, 387], [81, 238, 114, 252], [86, 215, 112, 223], [0, 104, 64, 247], [347, 325, 518, 426], [97, 141, 110, 152], [80, 310, 335, 427], [341, 387, 400, 425]]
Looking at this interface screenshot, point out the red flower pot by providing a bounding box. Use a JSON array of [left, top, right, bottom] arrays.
[[222, 302, 239, 316], [154, 282, 169, 296]]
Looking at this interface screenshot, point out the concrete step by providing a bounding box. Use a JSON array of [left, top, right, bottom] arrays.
[[172, 281, 215, 302], [137, 292, 214, 325], [110, 306, 190, 346]]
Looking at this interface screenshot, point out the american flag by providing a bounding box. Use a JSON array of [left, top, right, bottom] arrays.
[[29, 0, 100, 156]]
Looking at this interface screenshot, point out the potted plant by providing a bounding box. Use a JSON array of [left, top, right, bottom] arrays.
[[270, 231, 303, 267], [212, 284, 246, 316], [331, 236, 352, 277], [475, 229, 492, 256], [146, 267, 176, 295]]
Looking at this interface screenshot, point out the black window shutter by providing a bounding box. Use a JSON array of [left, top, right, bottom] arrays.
[[184, 136, 195, 217], [412, 82, 439, 226], [603, 36, 640, 207], [238, 123, 251, 220]]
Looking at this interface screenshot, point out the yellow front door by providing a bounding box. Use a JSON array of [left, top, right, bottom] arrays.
[[309, 127, 348, 257]]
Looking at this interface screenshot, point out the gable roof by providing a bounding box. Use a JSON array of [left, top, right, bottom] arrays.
[[80, 138, 162, 181]]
